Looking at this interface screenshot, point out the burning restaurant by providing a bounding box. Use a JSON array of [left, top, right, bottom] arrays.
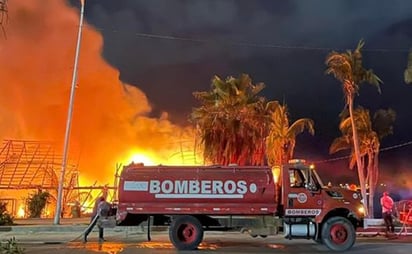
[[0, 0, 200, 218]]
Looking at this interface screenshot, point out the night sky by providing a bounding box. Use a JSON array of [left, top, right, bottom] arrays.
[[70, 0, 412, 193]]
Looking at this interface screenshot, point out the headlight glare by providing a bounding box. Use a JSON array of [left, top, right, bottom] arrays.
[[358, 206, 365, 215]]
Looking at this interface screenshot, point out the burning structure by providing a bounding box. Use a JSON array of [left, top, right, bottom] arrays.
[[0, 0, 201, 217], [0, 139, 79, 217]]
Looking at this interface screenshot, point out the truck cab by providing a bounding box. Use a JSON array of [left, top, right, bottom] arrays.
[[279, 159, 365, 251]]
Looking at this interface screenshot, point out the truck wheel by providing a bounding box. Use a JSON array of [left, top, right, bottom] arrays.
[[321, 217, 355, 252], [169, 215, 204, 250]]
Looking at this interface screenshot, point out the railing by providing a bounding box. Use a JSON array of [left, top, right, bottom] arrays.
[[394, 200, 412, 235]]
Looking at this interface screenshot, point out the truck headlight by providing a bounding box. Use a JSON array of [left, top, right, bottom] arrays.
[[358, 206, 365, 215]]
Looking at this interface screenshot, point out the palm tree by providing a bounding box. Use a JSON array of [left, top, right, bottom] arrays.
[[369, 108, 396, 216], [405, 50, 412, 84], [331, 107, 378, 217], [190, 74, 270, 166], [325, 40, 382, 216], [330, 107, 395, 217], [266, 101, 315, 166], [372, 108, 396, 140]]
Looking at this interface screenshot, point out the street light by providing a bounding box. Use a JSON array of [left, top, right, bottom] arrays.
[[54, 0, 85, 225]]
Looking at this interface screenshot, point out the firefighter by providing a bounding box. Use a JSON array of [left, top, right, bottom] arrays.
[[380, 191, 395, 236], [83, 196, 110, 243]]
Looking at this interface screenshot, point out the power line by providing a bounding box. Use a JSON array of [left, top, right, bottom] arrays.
[[314, 140, 412, 164], [380, 140, 412, 152], [88, 25, 411, 53]]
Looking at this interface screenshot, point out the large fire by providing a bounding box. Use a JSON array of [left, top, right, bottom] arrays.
[[0, 0, 200, 188]]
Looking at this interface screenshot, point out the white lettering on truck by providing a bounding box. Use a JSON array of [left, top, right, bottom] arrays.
[[125, 180, 256, 199]]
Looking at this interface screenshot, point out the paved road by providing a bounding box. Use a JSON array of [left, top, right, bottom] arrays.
[[2, 218, 411, 253], [8, 232, 412, 254]]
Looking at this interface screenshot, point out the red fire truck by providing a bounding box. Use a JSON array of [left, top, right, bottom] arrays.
[[114, 159, 364, 251]]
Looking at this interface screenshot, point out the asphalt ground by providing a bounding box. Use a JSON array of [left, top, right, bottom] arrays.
[[1, 217, 411, 244]]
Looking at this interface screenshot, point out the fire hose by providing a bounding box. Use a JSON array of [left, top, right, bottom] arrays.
[[3, 213, 153, 245], [68, 215, 152, 243], [68, 214, 100, 243]]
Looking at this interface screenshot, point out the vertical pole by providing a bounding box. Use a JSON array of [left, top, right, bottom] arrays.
[[54, 0, 85, 225]]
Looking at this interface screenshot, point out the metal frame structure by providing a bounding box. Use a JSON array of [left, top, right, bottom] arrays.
[[0, 139, 78, 189], [168, 138, 202, 165], [0, 137, 202, 217], [0, 139, 79, 217]]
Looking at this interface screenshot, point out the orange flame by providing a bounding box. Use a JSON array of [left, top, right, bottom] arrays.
[[17, 205, 25, 218], [0, 0, 200, 187]]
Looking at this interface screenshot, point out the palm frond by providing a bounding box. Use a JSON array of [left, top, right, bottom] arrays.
[[326, 39, 382, 97], [191, 74, 270, 165], [372, 108, 396, 139], [288, 118, 315, 137], [329, 136, 351, 154]]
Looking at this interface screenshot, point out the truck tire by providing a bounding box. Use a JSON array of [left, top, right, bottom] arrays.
[[321, 217, 355, 252], [169, 215, 204, 250]]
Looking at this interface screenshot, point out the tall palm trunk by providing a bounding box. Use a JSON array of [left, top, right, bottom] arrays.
[[348, 95, 368, 216], [368, 152, 379, 218], [366, 151, 374, 218]]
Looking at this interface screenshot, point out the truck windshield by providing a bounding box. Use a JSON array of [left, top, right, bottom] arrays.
[[311, 169, 325, 188]]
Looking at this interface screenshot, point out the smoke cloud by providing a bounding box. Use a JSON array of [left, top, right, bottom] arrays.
[[0, 0, 196, 185]]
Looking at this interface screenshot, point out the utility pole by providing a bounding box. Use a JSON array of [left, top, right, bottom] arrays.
[[54, 0, 85, 225]]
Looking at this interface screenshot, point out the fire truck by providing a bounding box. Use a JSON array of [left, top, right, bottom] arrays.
[[113, 159, 364, 251]]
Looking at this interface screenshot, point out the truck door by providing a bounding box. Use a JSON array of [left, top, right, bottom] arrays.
[[284, 167, 322, 216]]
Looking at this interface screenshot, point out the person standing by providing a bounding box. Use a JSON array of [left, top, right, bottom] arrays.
[[380, 191, 395, 236], [83, 196, 110, 243]]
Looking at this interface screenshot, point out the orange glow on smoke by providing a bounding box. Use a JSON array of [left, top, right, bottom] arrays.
[[0, 0, 200, 187]]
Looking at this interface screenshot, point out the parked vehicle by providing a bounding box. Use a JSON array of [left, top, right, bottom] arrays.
[[112, 159, 364, 251]]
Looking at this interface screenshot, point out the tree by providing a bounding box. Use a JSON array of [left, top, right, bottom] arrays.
[[405, 50, 412, 84], [266, 101, 315, 165], [369, 108, 396, 216], [0, 202, 13, 225], [330, 107, 395, 217], [27, 190, 50, 218], [330, 108, 378, 218], [372, 108, 396, 140], [190, 74, 271, 165], [325, 40, 382, 216]]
